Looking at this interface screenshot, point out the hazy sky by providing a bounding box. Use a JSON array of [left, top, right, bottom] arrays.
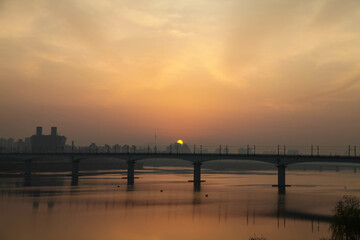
[[1, 0, 360, 146]]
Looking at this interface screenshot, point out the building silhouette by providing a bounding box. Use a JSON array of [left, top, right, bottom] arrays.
[[30, 126, 66, 153], [166, 142, 191, 153], [0, 137, 31, 153]]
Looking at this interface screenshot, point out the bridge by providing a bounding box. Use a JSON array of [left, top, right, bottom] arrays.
[[1, 151, 359, 194]]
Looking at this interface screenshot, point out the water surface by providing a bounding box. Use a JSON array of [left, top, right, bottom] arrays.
[[1, 167, 360, 240]]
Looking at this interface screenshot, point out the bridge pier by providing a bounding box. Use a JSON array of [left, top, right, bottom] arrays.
[[70, 159, 80, 186], [24, 175, 32, 186], [71, 159, 80, 176], [127, 160, 135, 185], [25, 159, 32, 176], [194, 162, 201, 183], [277, 164, 287, 194], [189, 162, 205, 187], [71, 175, 79, 186]]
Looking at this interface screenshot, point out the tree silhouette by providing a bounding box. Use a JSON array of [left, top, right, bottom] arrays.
[[329, 195, 360, 240]]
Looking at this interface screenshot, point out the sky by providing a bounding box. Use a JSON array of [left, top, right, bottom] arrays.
[[0, 0, 360, 146]]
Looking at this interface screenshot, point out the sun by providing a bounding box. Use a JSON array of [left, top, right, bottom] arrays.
[[177, 139, 183, 145]]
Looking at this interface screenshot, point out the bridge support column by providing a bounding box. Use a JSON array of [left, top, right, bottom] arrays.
[[194, 162, 201, 183], [127, 161, 135, 185], [25, 159, 32, 176], [277, 164, 287, 194], [189, 162, 205, 188], [71, 175, 79, 186], [70, 159, 80, 186], [24, 175, 32, 186], [71, 159, 80, 176]]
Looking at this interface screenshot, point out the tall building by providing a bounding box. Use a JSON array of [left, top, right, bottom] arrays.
[[30, 126, 67, 153]]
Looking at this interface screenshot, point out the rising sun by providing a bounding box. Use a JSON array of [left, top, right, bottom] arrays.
[[177, 139, 184, 145]]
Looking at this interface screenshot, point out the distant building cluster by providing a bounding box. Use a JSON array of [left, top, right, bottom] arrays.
[[0, 126, 66, 153], [238, 147, 253, 154], [166, 142, 191, 153], [2, 127, 303, 155], [0, 126, 176, 153], [237, 147, 300, 155], [0, 137, 31, 153], [81, 143, 139, 153]]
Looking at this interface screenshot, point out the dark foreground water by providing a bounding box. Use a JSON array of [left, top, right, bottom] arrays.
[[1, 167, 360, 240]]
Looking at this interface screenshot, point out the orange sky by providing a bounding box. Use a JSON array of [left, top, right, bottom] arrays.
[[1, 0, 360, 146]]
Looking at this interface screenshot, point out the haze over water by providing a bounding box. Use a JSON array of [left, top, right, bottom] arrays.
[[1, 166, 360, 240]]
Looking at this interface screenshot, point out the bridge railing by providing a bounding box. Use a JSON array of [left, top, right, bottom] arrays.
[[0, 144, 358, 157]]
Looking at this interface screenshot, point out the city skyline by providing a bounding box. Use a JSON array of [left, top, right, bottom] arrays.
[[1, 125, 358, 158], [0, 126, 358, 147]]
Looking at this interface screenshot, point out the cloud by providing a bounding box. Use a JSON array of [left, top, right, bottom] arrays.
[[167, 29, 192, 38], [0, 0, 360, 144], [223, 0, 360, 101]]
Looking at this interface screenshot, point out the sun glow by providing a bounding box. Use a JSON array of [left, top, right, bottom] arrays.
[[177, 139, 183, 145]]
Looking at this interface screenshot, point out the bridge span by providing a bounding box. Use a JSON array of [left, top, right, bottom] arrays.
[[0, 152, 359, 193]]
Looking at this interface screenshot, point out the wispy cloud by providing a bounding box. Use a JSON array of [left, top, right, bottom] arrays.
[[1, 0, 360, 144]]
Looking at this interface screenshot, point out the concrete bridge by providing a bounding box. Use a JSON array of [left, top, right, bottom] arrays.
[[0, 152, 359, 193]]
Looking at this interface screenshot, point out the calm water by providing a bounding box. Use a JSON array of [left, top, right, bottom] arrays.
[[1, 167, 360, 240]]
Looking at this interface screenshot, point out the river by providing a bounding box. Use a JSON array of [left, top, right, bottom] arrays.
[[1, 166, 360, 240]]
